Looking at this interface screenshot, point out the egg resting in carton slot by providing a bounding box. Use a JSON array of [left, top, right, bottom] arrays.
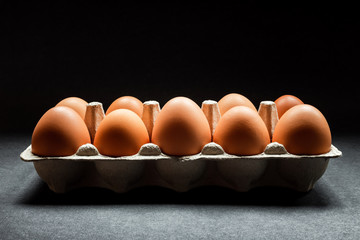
[[20, 99, 342, 193]]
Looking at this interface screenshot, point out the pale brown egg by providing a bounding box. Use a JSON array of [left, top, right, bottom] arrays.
[[152, 97, 211, 156], [56, 97, 88, 119], [94, 109, 149, 156], [213, 106, 270, 155], [106, 96, 143, 117], [31, 106, 91, 156], [218, 93, 257, 116], [274, 94, 304, 118], [272, 104, 332, 155]]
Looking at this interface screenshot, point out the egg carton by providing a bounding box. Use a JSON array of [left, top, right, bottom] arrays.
[[20, 100, 342, 193]]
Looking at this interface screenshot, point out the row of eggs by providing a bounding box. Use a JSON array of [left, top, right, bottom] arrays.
[[31, 94, 331, 157]]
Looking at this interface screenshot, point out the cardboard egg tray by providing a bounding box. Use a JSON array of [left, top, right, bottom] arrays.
[[20, 100, 342, 193]]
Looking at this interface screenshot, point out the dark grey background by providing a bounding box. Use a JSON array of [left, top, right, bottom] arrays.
[[0, 1, 359, 134], [2, 135, 360, 239], [1, 2, 360, 239]]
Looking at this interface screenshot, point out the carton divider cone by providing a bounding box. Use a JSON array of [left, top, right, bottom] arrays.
[[84, 102, 105, 143]]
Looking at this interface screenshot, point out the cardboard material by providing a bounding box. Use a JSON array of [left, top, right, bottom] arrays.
[[141, 101, 160, 141], [258, 101, 279, 140], [201, 100, 221, 138], [84, 102, 105, 143], [20, 100, 342, 193]]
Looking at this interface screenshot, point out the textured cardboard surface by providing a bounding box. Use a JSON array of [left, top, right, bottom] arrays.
[[20, 142, 342, 193]]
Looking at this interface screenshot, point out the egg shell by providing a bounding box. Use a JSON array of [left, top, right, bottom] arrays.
[[151, 97, 211, 156], [213, 106, 270, 155], [274, 94, 304, 118], [106, 96, 143, 117], [218, 93, 257, 116], [94, 109, 149, 157], [56, 97, 88, 119], [272, 104, 332, 155], [31, 106, 91, 156]]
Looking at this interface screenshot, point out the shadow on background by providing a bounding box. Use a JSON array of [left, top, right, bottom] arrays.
[[18, 179, 339, 208]]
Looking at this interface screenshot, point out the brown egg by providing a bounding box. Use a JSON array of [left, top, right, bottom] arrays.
[[218, 93, 257, 116], [106, 96, 143, 117], [94, 109, 149, 156], [272, 104, 331, 155], [152, 97, 211, 156], [213, 106, 270, 155], [56, 97, 88, 119], [274, 94, 304, 118], [32, 106, 91, 156]]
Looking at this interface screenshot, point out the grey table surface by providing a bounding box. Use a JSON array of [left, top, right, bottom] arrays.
[[1, 134, 359, 240]]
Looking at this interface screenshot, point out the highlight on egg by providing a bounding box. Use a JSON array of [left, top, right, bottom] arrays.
[[272, 104, 332, 155], [56, 97, 88, 119], [151, 97, 211, 156], [31, 106, 91, 156], [218, 93, 257, 116], [213, 106, 270, 155], [106, 96, 143, 117], [94, 109, 149, 157], [274, 94, 304, 118]]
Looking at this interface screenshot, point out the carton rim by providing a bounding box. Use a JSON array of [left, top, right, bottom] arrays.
[[20, 142, 342, 162]]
